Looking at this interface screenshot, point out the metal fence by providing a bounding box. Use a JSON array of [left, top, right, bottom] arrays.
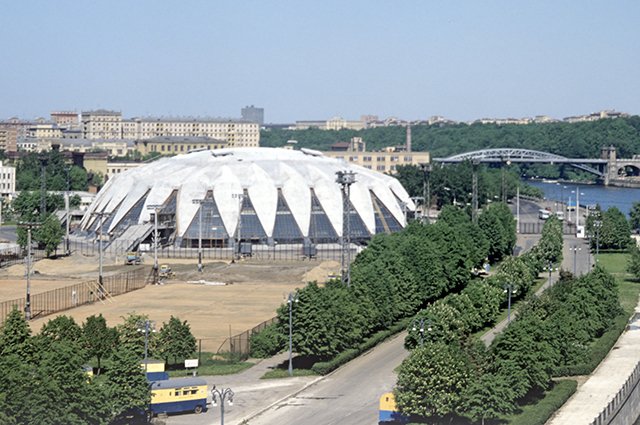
[[0, 246, 47, 269], [210, 316, 279, 360], [69, 239, 352, 262], [0, 267, 152, 326], [591, 360, 640, 425]]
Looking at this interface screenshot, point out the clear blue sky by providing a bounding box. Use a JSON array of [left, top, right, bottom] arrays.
[[1, 1, 639, 123]]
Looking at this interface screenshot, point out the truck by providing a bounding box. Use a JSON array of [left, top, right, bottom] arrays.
[[124, 252, 141, 265]]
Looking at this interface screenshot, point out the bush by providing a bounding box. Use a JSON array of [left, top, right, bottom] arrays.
[[504, 380, 577, 425], [249, 323, 285, 358]]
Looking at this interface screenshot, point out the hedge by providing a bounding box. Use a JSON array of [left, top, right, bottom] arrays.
[[311, 319, 410, 375], [552, 313, 628, 377], [504, 380, 577, 425]]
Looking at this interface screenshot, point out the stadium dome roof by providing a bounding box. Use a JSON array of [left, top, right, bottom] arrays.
[[81, 147, 415, 245]]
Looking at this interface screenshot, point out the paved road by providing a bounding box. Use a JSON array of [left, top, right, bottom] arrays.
[[248, 333, 408, 425]]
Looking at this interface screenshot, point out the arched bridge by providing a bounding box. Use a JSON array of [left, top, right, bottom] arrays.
[[434, 148, 607, 178]]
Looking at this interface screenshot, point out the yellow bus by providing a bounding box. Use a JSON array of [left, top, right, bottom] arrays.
[[149, 377, 208, 416]]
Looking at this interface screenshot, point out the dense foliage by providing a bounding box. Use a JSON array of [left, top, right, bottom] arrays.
[[16, 150, 89, 191], [585, 206, 633, 250], [395, 220, 621, 423], [261, 117, 640, 159], [0, 310, 197, 424]]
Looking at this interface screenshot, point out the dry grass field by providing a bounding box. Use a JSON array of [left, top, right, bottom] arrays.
[[0, 253, 340, 353]]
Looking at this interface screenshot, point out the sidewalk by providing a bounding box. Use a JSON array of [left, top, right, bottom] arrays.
[[547, 305, 640, 424]]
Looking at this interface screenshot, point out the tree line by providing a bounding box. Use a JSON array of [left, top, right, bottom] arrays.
[[394, 217, 624, 424], [0, 310, 196, 424], [250, 202, 519, 364]]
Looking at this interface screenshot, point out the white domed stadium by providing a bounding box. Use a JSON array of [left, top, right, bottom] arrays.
[[80, 147, 415, 253]]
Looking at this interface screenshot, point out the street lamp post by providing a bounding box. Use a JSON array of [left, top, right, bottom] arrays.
[[211, 386, 234, 425], [287, 292, 299, 376], [594, 219, 602, 258], [192, 199, 205, 272], [138, 320, 154, 373], [547, 260, 553, 287], [412, 317, 432, 347], [570, 245, 582, 276], [504, 284, 517, 323]]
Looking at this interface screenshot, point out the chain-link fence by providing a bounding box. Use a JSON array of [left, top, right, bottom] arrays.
[[69, 239, 353, 262], [0, 267, 152, 326], [203, 316, 279, 360]]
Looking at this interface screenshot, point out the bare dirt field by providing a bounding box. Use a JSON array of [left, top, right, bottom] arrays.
[[1, 253, 340, 353]]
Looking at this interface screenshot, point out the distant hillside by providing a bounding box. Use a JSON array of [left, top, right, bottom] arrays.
[[261, 116, 640, 159]]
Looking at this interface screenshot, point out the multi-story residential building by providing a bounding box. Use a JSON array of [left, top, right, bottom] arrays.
[[50, 111, 79, 128], [133, 136, 228, 156], [241, 105, 264, 125], [323, 137, 430, 174], [106, 161, 143, 180], [0, 118, 30, 152], [81, 110, 123, 139], [0, 161, 16, 196], [81, 110, 260, 147], [27, 123, 63, 139]]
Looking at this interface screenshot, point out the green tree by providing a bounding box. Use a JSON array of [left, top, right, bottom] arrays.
[[0, 307, 33, 360], [105, 347, 151, 421], [157, 316, 197, 365], [459, 373, 516, 424], [116, 312, 156, 358], [36, 315, 83, 353], [36, 214, 64, 256], [600, 207, 632, 250], [82, 314, 118, 374], [630, 202, 640, 231], [395, 342, 473, 417]]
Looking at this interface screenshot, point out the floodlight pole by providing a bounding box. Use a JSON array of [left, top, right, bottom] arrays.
[[192, 199, 205, 272], [287, 292, 298, 376], [146, 205, 163, 282], [232, 193, 245, 261], [336, 170, 356, 287]]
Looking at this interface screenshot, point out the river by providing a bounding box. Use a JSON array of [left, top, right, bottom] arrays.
[[527, 180, 640, 216]]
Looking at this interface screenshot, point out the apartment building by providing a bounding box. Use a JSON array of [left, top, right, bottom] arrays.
[[80, 110, 260, 147], [133, 136, 227, 156], [323, 137, 430, 174], [0, 161, 16, 196]]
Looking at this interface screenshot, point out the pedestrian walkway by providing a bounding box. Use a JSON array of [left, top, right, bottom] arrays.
[[547, 306, 640, 424]]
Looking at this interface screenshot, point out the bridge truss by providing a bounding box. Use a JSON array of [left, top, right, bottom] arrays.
[[434, 148, 606, 177]]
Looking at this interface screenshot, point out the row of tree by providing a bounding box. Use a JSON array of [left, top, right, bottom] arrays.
[[395, 221, 622, 424], [251, 202, 518, 362], [261, 116, 640, 160], [0, 310, 196, 424]]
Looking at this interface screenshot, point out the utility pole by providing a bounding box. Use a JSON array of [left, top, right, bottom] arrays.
[[19, 221, 40, 320], [64, 191, 70, 255], [336, 170, 356, 287], [39, 153, 47, 217], [516, 186, 520, 233], [90, 211, 110, 290]]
